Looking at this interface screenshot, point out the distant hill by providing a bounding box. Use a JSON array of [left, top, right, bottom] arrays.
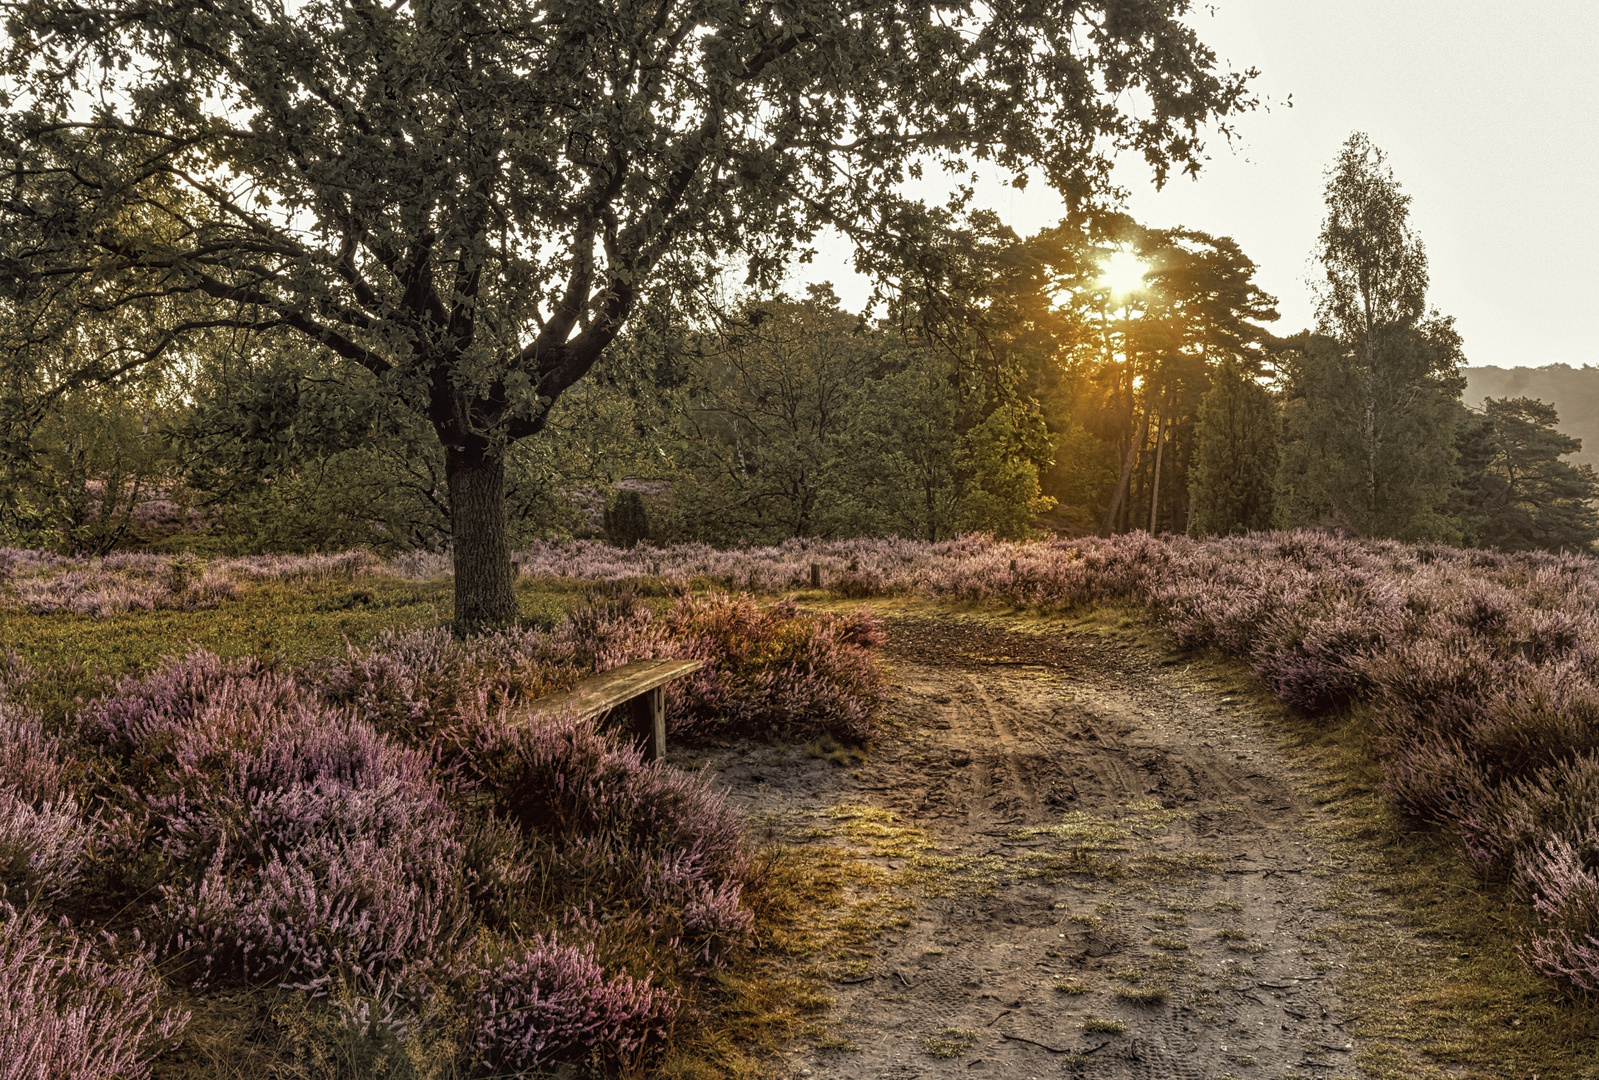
[[1464, 364, 1599, 467]]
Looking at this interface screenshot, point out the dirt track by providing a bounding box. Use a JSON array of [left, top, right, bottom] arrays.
[[702, 612, 1364, 1079]]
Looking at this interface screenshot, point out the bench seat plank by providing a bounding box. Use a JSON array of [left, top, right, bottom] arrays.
[[521, 658, 704, 722]]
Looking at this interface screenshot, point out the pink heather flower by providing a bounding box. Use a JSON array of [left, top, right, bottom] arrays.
[[469, 936, 668, 1072], [0, 903, 187, 1080]]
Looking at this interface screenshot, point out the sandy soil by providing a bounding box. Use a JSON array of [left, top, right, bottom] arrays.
[[698, 613, 1365, 1080]]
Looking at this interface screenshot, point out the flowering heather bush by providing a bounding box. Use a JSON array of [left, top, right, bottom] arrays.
[[80, 652, 470, 994], [44, 602, 788, 1068], [469, 936, 665, 1073], [0, 795, 87, 905], [502, 713, 753, 963], [0, 903, 186, 1080], [0, 549, 377, 617], [322, 590, 888, 747], [315, 625, 585, 746], [492, 536, 966, 591], [663, 594, 887, 742], [0, 547, 68, 580], [0, 660, 87, 904]]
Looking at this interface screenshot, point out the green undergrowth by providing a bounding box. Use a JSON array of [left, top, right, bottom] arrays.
[[0, 575, 599, 722]]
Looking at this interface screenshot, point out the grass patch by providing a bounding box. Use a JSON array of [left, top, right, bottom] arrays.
[[806, 734, 869, 767], [709, 806, 920, 1067], [1082, 1018, 1126, 1034], [0, 574, 599, 723], [1053, 979, 1090, 995], [921, 1028, 978, 1059], [1011, 811, 1130, 850], [1114, 984, 1168, 1005]]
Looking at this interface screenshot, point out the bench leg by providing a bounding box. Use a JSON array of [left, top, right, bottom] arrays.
[[628, 686, 667, 761]]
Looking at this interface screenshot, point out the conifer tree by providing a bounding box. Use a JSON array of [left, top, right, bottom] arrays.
[[1454, 397, 1599, 553], [1188, 361, 1278, 536]]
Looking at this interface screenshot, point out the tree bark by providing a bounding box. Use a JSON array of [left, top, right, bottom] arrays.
[[1102, 403, 1151, 538], [1149, 412, 1167, 534], [446, 441, 519, 635]]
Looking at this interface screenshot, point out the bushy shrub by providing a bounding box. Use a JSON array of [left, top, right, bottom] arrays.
[[469, 936, 665, 1073], [0, 903, 186, 1080], [0, 660, 87, 904], [80, 652, 470, 995], [0, 794, 86, 905], [315, 625, 585, 746], [1519, 837, 1599, 991], [664, 594, 887, 742], [322, 590, 889, 748]]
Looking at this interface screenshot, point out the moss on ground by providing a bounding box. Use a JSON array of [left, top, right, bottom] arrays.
[[1, 575, 597, 722]]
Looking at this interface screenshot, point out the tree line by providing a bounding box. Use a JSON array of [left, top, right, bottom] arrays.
[[8, 134, 1590, 562]]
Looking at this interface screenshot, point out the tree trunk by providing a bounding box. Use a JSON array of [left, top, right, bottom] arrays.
[[1149, 413, 1167, 534], [446, 441, 519, 635], [1101, 404, 1151, 537]]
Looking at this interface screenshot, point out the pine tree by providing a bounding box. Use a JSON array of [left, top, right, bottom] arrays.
[[1188, 361, 1279, 536], [604, 491, 650, 549], [1454, 397, 1599, 553]]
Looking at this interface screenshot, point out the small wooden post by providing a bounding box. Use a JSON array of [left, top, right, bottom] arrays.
[[628, 686, 667, 761], [810, 562, 822, 588]]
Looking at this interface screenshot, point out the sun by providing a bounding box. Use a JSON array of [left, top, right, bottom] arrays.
[[1099, 249, 1148, 299]]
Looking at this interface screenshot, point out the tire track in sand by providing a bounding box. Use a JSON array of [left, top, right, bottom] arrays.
[[702, 615, 1362, 1080]]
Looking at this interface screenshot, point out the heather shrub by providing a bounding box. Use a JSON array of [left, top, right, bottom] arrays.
[[461, 709, 753, 969], [323, 590, 889, 749], [0, 794, 87, 904], [469, 935, 666, 1074], [315, 625, 582, 746], [79, 653, 470, 995], [0, 661, 87, 903], [663, 594, 888, 742], [1519, 837, 1599, 992], [0, 903, 186, 1080], [0, 549, 377, 618], [829, 566, 891, 599], [1462, 755, 1599, 878]]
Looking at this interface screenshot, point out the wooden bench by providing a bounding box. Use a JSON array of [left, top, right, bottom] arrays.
[[521, 658, 704, 760]]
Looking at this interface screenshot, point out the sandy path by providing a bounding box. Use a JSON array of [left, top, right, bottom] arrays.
[[700, 614, 1364, 1079]]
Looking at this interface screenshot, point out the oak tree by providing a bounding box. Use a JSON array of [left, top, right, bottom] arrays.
[[2, 0, 1253, 628]]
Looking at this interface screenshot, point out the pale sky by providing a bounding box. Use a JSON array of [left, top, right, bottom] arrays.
[[794, 0, 1599, 370]]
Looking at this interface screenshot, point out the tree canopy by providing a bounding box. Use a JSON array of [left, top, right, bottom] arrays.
[[1454, 396, 1599, 553], [1278, 133, 1464, 540], [1, 0, 1256, 628]]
